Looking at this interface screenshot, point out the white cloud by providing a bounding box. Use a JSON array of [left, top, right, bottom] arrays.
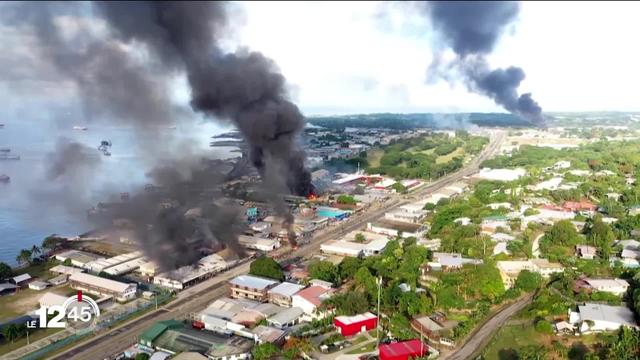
[[236, 1, 640, 114]]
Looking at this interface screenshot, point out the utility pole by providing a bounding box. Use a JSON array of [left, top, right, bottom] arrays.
[[376, 276, 382, 347]]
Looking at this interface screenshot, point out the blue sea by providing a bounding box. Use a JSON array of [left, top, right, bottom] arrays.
[[0, 120, 236, 265]]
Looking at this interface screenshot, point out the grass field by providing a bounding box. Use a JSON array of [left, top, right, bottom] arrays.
[[436, 147, 465, 164], [0, 327, 64, 355], [0, 285, 74, 322], [367, 148, 384, 167], [482, 323, 603, 359], [482, 323, 541, 359]]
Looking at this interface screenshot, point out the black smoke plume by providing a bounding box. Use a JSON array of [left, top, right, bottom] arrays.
[[94, 1, 312, 246], [3, 1, 311, 264], [422, 1, 544, 126]]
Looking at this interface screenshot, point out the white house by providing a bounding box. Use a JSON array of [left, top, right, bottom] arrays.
[[475, 168, 526, 182], [291, 286, 334, 320], [487, 202, 512, 210], [569, 303, 638, 333], [554, 161, 571, 170], [580, 278, 630, 296], [529, 177, 563, 191]]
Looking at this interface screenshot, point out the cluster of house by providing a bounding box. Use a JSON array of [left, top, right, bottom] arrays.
[[328, 172, 426, 195], [136, 271, 433, 360]]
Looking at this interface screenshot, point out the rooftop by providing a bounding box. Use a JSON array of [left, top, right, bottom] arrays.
[[335, 312, 376, 325], [229, 275, 278, 290], [267, 306, 304, 326], [578, 303, 637, 327], [12, 273, 31, 283], [293, 285, 333, 306], [379, 339, 428, 358], [268, 282, 304, 297], [69, 272, 135, 293], [372, 220, 422, 233]]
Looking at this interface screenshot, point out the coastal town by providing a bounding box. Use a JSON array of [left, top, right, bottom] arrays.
[[1, 118, 640, 360]]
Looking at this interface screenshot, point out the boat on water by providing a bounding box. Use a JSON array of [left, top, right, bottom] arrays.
[[0, 174, 9, 183], [0, 124, 4, 128], [0, 148, 10, 152], [0, 153, 20, 160], [72, 125, 88, 131]]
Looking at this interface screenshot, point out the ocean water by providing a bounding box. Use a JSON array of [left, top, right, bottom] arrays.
[[0, 120, 235, 265]]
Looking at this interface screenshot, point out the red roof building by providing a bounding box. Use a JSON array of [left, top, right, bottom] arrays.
[[379, 339, 428, 360], [334, 312, 377, 336], [563, 200, 597, 212]]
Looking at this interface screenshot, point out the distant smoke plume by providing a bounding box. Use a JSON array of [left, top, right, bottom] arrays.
[[421, 1, 544, 126]]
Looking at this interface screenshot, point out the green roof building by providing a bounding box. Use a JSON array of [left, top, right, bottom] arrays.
[[139, 320, 183, 348]]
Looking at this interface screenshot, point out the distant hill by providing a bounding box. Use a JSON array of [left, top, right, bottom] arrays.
[[306, 113, 533, 130]]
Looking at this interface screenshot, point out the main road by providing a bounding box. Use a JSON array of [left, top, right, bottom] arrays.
[[46, 130, 506, 360]]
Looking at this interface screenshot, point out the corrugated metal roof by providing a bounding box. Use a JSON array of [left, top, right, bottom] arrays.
[[229, 275, 278, 290], [578, 303, 637, 327], [69, 273, 135, 293], [268, 282, 304, 297], [267, 306, 303, 326], [12, 273, 31, 283]]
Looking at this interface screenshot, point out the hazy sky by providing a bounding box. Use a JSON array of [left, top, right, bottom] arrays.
[[235, 1, 640, 115], [1, 1, 639, 119]]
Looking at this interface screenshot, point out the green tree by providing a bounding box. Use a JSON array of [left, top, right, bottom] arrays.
[[515, 270, 543, 292], [535, 319, 554, 334], [546, 220, 581, 246], [249, 256, 285, 281], [62, 259, 73, 266], [308, 260, 339, 285], [354, 233, 366, 243], [338, 257, 362, 280], [2, 323, 20, 343], [41, 235, 66, 252], [587, 216, 615, 260], [135, 353, 150, 360], [337, 195, 356, 205], [31, 245, 41, 257], [0, 262, 13, 281], [16, 249, 32, 266], [251, 343, 281, 360], [392, 182, 407, 194]]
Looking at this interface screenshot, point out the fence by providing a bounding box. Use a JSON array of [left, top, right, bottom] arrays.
[[19, 291, 173, 360]]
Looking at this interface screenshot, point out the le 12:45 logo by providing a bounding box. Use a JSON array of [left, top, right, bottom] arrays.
[[29, 291, 101, 329]]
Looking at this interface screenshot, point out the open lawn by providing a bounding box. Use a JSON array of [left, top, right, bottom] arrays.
[[346, 341, 377, 354], [367, 148, 384, 167], [482, 323, 541, 359], [482, 323, 604, 359], [436, 146, 465, 164], [0, 327, 63, 355], [0, 284, 73, 322]]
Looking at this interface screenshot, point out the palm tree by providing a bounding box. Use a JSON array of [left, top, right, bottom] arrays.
[[16, 249, 32, 266], [2, 323, 19, 343], [31, 245, 41, 257]]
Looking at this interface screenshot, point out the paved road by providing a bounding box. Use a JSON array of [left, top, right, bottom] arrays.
[[532, 233, 544, 258], [45, 130, 506, 360], [443, 293, 534, 360]]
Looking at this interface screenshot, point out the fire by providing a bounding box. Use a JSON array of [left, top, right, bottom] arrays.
[[307, 193, 317, 201]]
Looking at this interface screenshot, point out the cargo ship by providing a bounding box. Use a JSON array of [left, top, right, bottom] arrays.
[[0, 174, 9, 182], [72, 125, 88, 131]]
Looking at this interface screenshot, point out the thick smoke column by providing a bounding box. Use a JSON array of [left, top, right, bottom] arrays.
[[94, 1, 312, 247], [422, 1, 544, 125], [95, 2, 314, 198]]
